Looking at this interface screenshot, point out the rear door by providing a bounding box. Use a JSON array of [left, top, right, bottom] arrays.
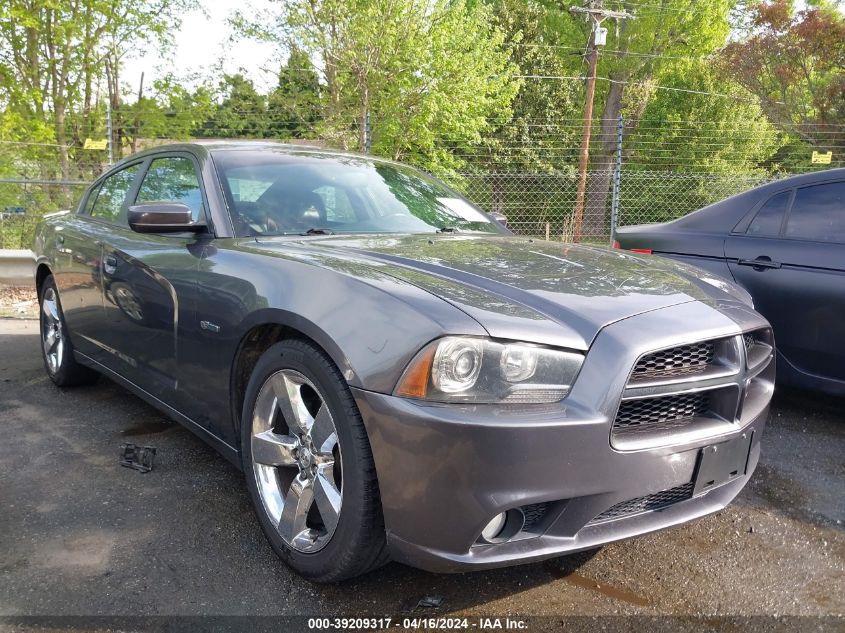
[[726, 180, 845, 383], [96, 154, 207, 411]]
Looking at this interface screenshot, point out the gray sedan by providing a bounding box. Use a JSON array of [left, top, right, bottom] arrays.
[[32, 142, 774, 581]]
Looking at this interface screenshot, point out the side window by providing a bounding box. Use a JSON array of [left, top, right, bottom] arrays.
[[80, 182, 102, 215], [89, 164, 141, 222], [785, 182, 845, 243], [314, 186, 356, 222], [135, 156, 205, 221], [746, 191, 790, 237]]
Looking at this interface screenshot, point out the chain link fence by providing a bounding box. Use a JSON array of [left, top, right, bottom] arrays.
[[0, 180, 87, 249], [445, 169, 776, 243], [0, 168, 778, 249]]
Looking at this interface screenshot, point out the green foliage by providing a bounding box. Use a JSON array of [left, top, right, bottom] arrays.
[[464, 0, 581, 174], [206, 74, 268, 139], [722, 0, 845, 166], [632, 62, 781, 174], [267, 48, 322, 140], [237, 0, 519, 172], [121, 76, 216, 143], [0, 0, 841, 247], [0, 0, 195, 178]]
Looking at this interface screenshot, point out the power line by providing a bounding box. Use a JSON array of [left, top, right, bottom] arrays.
[[511, 43, 713, 61], [514, 74, 772, 102]]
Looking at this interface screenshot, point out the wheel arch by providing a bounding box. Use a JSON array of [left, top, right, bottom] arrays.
[[35, 262, 52, 298], [229, 308, 357, 442]]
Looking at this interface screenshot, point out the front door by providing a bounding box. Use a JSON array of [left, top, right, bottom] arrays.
[[96, 155, 207, 413]]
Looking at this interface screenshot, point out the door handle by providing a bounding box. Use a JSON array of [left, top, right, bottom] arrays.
[[738, 257, 781, 270]]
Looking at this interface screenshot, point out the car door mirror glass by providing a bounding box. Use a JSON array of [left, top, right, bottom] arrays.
[[128, 203, 206, 234]]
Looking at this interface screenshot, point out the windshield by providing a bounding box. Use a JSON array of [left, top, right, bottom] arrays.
[[211, 150, 504, 237]]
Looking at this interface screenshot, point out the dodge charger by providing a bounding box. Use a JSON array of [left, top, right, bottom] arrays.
[[32, 142, 774, 581]]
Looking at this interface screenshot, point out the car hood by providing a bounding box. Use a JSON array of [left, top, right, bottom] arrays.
[[247, 234, 747, 351]]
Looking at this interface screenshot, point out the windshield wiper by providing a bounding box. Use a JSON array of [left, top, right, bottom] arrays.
[[436, 226, 459, 233], [300, 227, 334, 236]]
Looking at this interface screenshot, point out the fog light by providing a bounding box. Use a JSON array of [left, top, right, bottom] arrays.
[[481, 512, 507, 541]]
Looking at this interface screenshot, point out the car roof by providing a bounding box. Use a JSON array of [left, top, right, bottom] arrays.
[[673, 167, 845, 231], [110, 140, 394, 169]]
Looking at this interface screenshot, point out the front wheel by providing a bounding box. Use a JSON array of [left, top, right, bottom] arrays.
[[39, 275, 99, 387], [240, 339, 388, 582]]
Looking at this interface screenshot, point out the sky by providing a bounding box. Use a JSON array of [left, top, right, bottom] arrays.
[[122, 0, 280, 99]]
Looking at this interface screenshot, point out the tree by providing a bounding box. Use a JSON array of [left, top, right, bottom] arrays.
[[234, 0, 519, 171], [469, 0, 581, 174], [444, 0, 581, 228], [537, 0, 738, 236], [0, 0, 193, 179], [119, 75, 217, 146], [204, 73, 268, 139], [267, 47, 322, 140], [631, 62, 781, 173], [722, 0, 845, 164]]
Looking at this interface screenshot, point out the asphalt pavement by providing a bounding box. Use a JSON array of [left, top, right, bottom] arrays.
[[0, 318, 842, 626]]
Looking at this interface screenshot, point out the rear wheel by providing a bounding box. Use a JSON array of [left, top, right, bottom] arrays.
[[241, 339, 388, 582], [39, 275, 99, 387]]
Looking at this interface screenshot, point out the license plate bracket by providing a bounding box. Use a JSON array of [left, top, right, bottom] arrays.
[[693, 431, 754, 497]]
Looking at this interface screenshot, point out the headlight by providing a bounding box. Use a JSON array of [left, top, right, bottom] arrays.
[[395, 337, 584, 404]]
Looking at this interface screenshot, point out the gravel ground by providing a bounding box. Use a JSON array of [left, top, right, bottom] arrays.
[[0, 319, 842, 628], [0, 286, 37, 319]]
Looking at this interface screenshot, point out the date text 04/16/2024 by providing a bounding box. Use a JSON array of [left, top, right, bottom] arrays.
[[306, 617, 528, 630]]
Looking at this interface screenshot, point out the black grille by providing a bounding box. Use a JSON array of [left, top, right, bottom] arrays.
[[614, 392, 709, 429], [632, 342, 715, 380], [520, 503, 551, 531], [588, 483, 694, 524]]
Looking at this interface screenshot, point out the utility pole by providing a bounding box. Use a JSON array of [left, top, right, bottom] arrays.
[[609, 113, 624, 246], [106, 99, 114, 166], [131, 72, 144, 154], [570, 1, 633, 242], [364, 111, 372, 154]]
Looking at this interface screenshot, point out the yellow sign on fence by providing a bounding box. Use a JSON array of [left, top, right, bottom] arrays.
[[811, 151, 832, 164], [83, 138, 108, 150]]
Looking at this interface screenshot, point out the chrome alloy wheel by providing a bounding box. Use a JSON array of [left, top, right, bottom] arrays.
[[250, 369, 342, 553], [41, 287, 64, 374]]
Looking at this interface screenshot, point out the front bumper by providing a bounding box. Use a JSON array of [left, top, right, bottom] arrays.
[[353, 300, 773, 573]]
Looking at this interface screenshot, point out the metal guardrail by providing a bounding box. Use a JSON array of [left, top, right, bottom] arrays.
[[0, 250, 35, 286]]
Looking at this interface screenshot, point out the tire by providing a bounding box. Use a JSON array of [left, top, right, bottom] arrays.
[[38, 275, 99, 387], [240, 339, 388, 582]]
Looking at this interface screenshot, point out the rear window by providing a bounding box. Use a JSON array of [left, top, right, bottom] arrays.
[[89, 163, 142, 223], [785, 182, 845, 243], [746, 191, 790, 237]]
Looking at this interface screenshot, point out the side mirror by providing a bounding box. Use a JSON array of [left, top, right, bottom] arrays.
[[128, 203, 206, 234]]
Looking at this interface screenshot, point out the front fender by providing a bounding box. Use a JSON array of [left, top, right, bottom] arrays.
[[201, 242, 488, 394]]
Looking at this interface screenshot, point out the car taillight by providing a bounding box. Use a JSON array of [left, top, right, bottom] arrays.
[[612, 240, 651, 254]]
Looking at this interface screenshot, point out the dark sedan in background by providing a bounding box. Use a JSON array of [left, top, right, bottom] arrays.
[[33, 142, 774, 581], [616, 168, 845, 396]]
